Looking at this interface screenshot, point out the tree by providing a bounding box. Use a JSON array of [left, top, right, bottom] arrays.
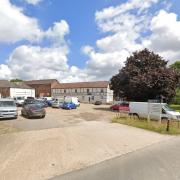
[[10, 79, 23, 83], [170, 61, 180, 72], [170, 61, 180, 104], [110, 49, 180, 102]]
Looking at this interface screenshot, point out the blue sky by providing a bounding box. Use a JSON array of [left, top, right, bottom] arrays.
[[1, 0, 122, 67], [0, 0, 180, 82]]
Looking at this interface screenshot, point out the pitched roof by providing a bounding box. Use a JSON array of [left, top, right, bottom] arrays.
[[53, 81, 109, 89], [24, 79, 58, 85], [0, 80, 33, 89], [0, 80, 11, 88]]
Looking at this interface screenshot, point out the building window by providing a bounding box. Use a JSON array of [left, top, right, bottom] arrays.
[[64, 89, 66, 93], [87, 89, 89, 93], [75, 89, 77, 93], [101, 89, 104, 93], [91, 96, 94, 100]]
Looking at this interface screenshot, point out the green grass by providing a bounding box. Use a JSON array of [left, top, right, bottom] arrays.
[[112, 116, 180, 135], [170, 104, 180, 112]]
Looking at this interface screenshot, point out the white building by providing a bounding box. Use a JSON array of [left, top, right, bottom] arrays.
[[52, 81, 113, 103], [0, 80, 35, 98]]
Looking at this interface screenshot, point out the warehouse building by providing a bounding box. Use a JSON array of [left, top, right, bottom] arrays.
[[52, 81, 113, 103], [0, 80, 35, 98], [24, 79, 59, 97]]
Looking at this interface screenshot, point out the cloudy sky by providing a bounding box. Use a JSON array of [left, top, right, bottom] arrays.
[[0, 0, 180, 82]]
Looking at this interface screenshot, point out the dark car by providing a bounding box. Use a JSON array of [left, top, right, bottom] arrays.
[[94, 101, 102, 105], [21, 103, 46, 118], [23, 99, 35, 105], [110, 102, 129, 111], [35, 99, 49, 108]]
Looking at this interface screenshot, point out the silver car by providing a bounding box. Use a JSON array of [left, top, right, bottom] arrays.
[[0, 98, 18, 119], [52, 98, 64, 108]]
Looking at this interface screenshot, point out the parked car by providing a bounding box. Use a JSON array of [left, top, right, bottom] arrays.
[[65, 96, 80, 107], [0, 98, 18, 119], [129, 102, 180, 120], [62, 102, 77, 110], [21, 103, 46, 118], [35, 99, 48, 108], [52, 98, 64, 108], [42, 97, 54, 106], [110, 102, 129, 111], [14, 96, 25, 106], [94, 101, 102, 105], [23, 99, 36, 106]]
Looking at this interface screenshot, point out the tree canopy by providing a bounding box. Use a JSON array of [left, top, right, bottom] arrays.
[[110, 49, 180, 102], [170, 61, 180, 72], [10, 79, 23, 83]]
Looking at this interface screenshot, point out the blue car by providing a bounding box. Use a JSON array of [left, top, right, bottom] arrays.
[[62, 102, 77, 110]]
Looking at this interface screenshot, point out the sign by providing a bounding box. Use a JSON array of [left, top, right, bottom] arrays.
[[148, 100, 162, 123]]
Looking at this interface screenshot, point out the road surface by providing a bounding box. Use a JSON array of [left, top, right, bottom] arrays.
[[52, 136, 180, 180]]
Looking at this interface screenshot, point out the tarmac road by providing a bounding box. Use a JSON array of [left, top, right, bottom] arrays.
[[52, 136, 180, 180]]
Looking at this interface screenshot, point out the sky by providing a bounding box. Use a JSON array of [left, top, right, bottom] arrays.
[[0, 0, 180, 82]]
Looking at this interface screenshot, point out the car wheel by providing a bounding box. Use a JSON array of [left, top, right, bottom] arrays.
[[27, 113, 31, 119], [42, 115, 45, 118]]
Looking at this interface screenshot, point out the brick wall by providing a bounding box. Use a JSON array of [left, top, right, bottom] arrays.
[[0, 88, 10, 97], [26, 84, 51, 97]]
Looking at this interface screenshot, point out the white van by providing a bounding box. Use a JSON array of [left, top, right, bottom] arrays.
[[0, 98, 18, 119], [64, 96, 80, 107], [129, 102, 180, 120]]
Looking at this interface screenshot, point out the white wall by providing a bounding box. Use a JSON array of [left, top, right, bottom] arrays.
[[10, 88, 35, 98], [52, 86, 114, 104]]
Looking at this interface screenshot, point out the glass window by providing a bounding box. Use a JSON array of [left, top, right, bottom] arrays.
[[75, 89, 77, 93], [101, 89, 104, 93], [87, 89, 89, 93], [64, 89, 66, 93]]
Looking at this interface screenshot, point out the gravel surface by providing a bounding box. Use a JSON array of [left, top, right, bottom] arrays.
[[0, 104, 173, 180]]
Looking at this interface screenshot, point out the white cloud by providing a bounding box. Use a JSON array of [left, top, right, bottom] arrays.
[[82, 0, 160, 80], [1, 0, 180, 83], [24, 0, 43, 5], [82, 0, 180, 81], [0, 0, 43, 43], [0, 64, 12, 79], [143, 10, 180, 62], [7, 45, 69, 80], [45, 20, 70, 47], [4, 18, 73, 81]]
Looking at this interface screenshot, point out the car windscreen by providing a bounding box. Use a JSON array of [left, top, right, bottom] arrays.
[[17, 97, 24, 100], [27, 104, 43, 109], [163, 104, 174, 112], [0, 101, 15, 107]]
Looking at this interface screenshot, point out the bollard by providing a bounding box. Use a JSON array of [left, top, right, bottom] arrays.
[[166, 119, 170, 132]]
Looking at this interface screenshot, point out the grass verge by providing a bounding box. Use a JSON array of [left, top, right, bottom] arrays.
[[112, 116, 180, 135], [170, 104, 180, 112]]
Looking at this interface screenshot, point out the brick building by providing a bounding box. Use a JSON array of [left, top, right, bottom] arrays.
[[0, 80, 35, 98], [24, 79, 59, 97]]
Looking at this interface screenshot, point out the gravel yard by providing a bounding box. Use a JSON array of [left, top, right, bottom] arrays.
[[0, 104, 114, 132], [0, 103, 173, 180]]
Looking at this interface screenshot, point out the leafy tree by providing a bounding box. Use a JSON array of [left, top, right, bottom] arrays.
[[10, 79, 23, 82], [170, 61, 180, 104], [170, 61, 180, 72], [110, 49, 180, 102]]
